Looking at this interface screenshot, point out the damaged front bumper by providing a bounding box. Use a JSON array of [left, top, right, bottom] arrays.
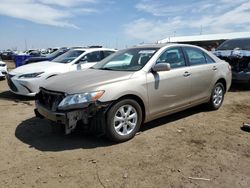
[[35, 101, 111, 135], [214, 50, 250, 84]]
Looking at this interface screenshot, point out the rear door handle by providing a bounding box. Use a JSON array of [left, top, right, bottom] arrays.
[[183, 71, 191, 77], [212, 66, 217, 71]]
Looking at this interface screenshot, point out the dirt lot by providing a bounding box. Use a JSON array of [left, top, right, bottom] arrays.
[[0, 61, 250, 188]]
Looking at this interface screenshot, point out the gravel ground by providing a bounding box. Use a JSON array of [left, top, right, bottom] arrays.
[[0, 61, 249, 188]]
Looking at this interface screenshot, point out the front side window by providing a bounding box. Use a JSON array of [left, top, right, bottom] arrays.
[[85, 51, 102, 62], [103, 50, 115, 58], [156, 47, 185, 68], [52, 50, 84, 64], [92, 48, 159, 71], [184, 47, 206, 66]]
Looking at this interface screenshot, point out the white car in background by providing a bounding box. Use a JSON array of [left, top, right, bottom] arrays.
[[7, 48, 116, 96], [0, 59, 8, 79]]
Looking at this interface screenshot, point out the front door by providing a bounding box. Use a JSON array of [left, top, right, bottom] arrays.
[[146, 47, 191, 119]]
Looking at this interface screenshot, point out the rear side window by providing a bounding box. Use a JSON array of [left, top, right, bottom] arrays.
[[156, 47, 186, 69], [184, 47, 207, 66], [204, 53, 215, 64]]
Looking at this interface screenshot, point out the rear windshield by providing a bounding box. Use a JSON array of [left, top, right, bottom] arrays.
[[217, 39, 250, 50]]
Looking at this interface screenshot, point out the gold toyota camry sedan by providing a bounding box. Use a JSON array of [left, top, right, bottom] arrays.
[[35, 44, 232, 142]]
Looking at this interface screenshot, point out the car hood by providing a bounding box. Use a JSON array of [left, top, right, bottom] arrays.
[[213, 49, 250, 57], [42, 69, 134, 94], [10, 61, 67, 75], [27, 56, 48, 61]]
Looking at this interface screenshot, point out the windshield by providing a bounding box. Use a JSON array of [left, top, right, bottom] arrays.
[[92, 48, 159, 71], [217, 39, 250, 50], [46, 49, 67, 59], [52, 50, 84, 63]]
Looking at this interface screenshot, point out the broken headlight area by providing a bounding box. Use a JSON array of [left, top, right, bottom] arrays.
[[35, 100, 111, 135], [35, 89, 110, 135], [58, 91, 105, 111]]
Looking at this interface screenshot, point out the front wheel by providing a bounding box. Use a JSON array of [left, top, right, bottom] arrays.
[[208, 82, 225, 110], [106, 99, 142, 142]]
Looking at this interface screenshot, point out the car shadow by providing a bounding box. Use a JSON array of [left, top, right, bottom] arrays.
[[229, 83, 250, 92], [15, 105, 207, 152], [0, 90, 34, 101], [15, 117, 113, 152], [141, 104, 208, 132]]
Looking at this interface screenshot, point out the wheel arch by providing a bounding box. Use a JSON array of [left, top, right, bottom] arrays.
[[111, 94, 146, 123], [216, 78, 227, 91]]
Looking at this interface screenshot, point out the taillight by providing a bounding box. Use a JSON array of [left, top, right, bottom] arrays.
[[228, 64, 231, 71]]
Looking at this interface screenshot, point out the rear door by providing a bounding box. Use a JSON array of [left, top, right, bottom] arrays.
[[182, 47, 217, 103], [146, 47, 191, 119]]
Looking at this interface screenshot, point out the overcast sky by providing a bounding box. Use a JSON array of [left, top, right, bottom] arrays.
[[0, 0, 250, 50]]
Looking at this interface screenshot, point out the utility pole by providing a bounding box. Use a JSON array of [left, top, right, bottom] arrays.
[[25, 39, 27, 50]]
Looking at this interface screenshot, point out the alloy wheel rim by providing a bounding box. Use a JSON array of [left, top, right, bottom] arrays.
[[213, 86, 223, 106], [113, 105, 138, 136]]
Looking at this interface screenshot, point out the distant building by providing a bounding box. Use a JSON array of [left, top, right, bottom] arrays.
[[158, 32, 250, 51]]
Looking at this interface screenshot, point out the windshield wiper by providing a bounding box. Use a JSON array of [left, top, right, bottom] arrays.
[[99, 67, 115, 71]]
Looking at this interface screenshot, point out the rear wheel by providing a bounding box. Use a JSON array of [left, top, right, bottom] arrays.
[[208, 82, 225, 110], [106, 99, 142, 142]]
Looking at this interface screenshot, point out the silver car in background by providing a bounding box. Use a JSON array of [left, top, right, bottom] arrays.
[[35, 44, 232, 142]]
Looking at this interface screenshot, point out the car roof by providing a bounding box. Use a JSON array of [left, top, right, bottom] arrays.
[[129, 43, 203, 49], [71, 48, 116, 51]]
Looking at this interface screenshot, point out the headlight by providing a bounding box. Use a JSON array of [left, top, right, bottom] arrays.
[[58, 90, 105, 110], [18, 72, 44, 78]]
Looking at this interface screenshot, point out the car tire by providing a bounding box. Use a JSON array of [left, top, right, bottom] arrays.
[[106, 99, 142, 142], [208, 82, 225, 110]]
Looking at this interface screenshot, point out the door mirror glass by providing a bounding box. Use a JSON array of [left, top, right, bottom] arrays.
[[152, 63, 171, 72]]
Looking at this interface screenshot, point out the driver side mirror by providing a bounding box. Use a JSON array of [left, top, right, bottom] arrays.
[[152, 63, 171, 72]]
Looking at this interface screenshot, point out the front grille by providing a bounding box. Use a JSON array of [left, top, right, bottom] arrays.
[[36, 88, 65, 111], [6, 74, 18, 92]]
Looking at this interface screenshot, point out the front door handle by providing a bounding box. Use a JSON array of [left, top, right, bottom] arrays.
[[183, 71, 191, 77]]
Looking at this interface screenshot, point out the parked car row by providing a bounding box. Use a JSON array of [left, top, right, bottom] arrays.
[[7, 47, 117, 96], [23, 48, 69, 65]]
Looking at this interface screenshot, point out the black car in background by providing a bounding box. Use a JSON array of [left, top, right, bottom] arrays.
[[24, 48, 69, 64], [1, 50, 15, 60], [213, 38, 250, 86]]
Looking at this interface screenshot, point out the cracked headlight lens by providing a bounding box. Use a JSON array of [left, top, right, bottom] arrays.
[[58, 91, 105, 110]]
